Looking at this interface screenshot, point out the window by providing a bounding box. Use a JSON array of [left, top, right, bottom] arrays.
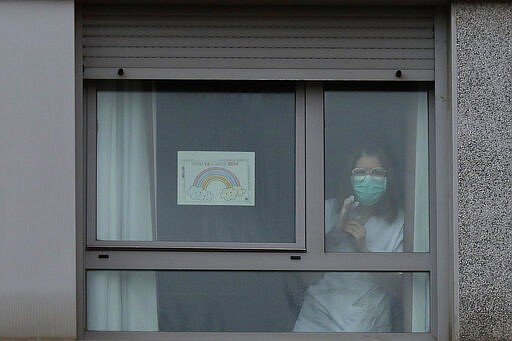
[[88, 81, 304, 249], [79, 5, 450, 341], [85, 81, 436, 339], [324, 85, 430, 253]]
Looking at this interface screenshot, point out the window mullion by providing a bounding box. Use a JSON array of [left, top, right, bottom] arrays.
[[86, 81, 97, 247], [85, 331, 438, 341], [305, 82, 325, 255], [85, 250, 431, 271], [295, 82, 306, 250]]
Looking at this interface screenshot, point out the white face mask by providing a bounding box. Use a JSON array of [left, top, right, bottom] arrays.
[[351, 175, 387, 206]]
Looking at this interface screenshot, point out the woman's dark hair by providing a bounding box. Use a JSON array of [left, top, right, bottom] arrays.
[[338, 144, 402, 223]]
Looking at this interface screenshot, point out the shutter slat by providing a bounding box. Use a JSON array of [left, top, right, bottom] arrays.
[[84, 27, 433, 39], [84, 57, 434, 70], [82, 5, 435, 80], [84, 16, 434, 28], [84, 47, 435, 60], [82, 6, 434, 18], [84, 37, 434, 49]]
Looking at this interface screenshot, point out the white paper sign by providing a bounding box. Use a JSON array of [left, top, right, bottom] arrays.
[[177, 151, 255, 206]]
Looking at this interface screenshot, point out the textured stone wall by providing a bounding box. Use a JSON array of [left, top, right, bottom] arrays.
[[456, 2, 512, 340]]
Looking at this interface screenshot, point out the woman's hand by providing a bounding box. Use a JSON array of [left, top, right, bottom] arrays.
[[344, 220, 369, 252], [332, 195, 355, 234], [326, 195, 364, 251]]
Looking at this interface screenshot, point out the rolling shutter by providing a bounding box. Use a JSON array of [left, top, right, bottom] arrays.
[[82, 6, 435, 80]]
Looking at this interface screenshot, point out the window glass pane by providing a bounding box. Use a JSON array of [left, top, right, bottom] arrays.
[[87, 270, 429, 333], [324, 90, 429, 253], [96, 82, 296, 243]]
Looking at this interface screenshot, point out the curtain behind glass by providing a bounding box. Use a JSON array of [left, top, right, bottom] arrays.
[[96, 85, 155, 241], [88, 83, 157, 331], [413, 92, 429, 252], [412, 92, 429, 331]]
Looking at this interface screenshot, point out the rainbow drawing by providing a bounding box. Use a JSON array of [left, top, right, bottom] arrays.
[[187, 167, 246, 202], [193, 167, 241, 190], [178, 151, 254, 206]]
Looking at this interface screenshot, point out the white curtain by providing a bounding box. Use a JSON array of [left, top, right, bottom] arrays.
[[412, 91, 430, 332], [87, 84, 158, 331], [413, 91, 429, 253]]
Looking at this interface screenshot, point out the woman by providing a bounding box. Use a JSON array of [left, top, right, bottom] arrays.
[[294, 146, 404, 332]]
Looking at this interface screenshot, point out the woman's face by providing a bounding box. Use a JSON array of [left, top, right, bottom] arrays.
[[350, 153, 387, 206]]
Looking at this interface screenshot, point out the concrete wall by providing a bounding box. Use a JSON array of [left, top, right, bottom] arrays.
[[456, 1, 512, 340], [0, 1, 76, 338]]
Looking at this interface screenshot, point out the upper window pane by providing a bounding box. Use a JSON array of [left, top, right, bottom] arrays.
[[96, 81, 296, 244], [324, 89, 429, 253]]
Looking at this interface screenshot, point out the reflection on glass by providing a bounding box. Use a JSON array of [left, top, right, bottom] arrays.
[[87, 270, 430, 333], [324, 91, 429, 253], [96, 81, 296, 243]]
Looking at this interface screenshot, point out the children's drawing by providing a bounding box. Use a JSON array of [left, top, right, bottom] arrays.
[[177, 151, 255, 206]]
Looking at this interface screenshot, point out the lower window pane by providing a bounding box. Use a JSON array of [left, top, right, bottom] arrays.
[[87, 270, 429, 333]]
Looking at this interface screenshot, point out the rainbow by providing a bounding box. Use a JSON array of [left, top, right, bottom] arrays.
[[193, 167, 241, 190]]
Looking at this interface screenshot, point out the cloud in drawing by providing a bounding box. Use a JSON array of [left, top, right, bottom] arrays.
[[221, 186, 246, 201], [187, 186, 214, 201]]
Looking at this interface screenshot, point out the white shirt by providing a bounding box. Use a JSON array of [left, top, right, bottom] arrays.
[[294, 199, 404, 332]]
